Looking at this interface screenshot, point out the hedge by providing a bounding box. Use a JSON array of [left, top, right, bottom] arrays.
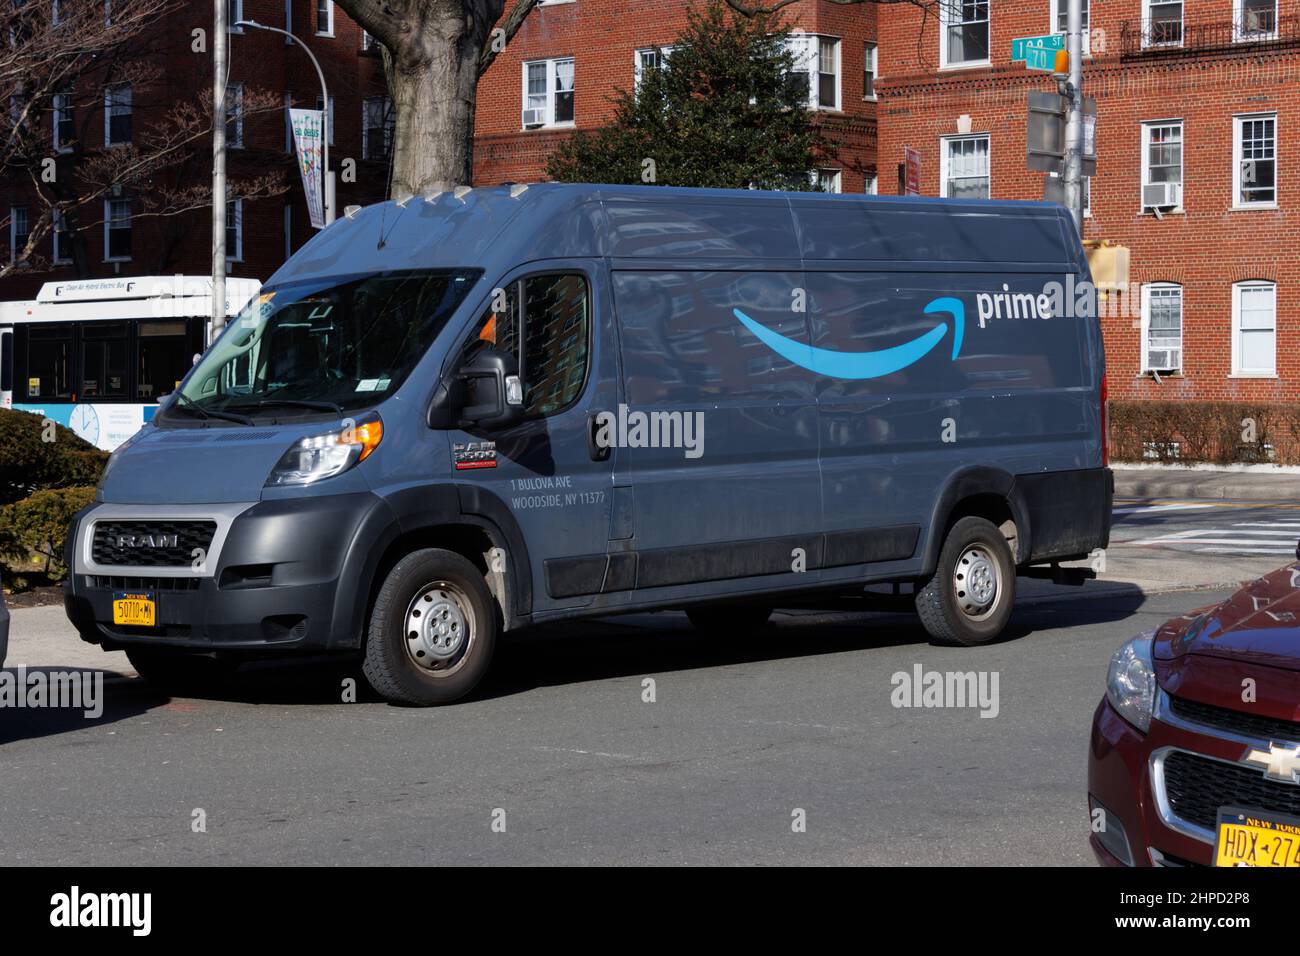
[[0, 407, 108, 506], [0, 485, 97, 579], [1109, 401, 1300, 465]]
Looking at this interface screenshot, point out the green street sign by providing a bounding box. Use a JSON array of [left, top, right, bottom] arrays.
[[1025, 45, 1059, 71], [1011, 33, 1065, 62]]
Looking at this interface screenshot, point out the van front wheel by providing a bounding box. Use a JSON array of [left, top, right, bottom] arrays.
[[915, 517, 1015, 646], [363, 549, 497, 706]]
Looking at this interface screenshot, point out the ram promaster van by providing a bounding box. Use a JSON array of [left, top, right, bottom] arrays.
[[64, 184, 1112, 705]]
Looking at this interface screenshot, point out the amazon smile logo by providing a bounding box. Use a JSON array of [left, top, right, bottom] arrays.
[[732, 297, 966, 380]]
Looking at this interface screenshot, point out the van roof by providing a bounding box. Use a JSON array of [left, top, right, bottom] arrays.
[[268, 183, 1081, 288]]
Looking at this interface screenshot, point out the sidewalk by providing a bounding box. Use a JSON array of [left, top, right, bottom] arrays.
[[1112, 465, 1300, 501]]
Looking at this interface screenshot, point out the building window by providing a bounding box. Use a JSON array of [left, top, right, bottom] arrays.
[[1232, 281, 1276, 375], [1142, 284, 1183, 373], [863, 42, 876, 99], [1053, 0, 1090, 54], [52, 92, 74, 151], [225, 84, 244, 148], [940, 0, 989, 68], [362, 96, 393, 159], [1144, 0, 1183, 47], [315, 0, 333, 36], [522, 57, 575, 129], [1235, 0, 1277, 40], [867, 173, 878, 194], [1234, 113, 1276, 208], [817, 37, 840, 109], [53, 210, 72, 264], [104, 85, 131, 146], [226, 198, 242, 262], [784, 35, 839, 110], [816, 169, 842, 193], [104, 195, 131, 261], [1141, 120, 1183, 211], [633, 46, 673, 92], [941, 134, 989, 199], [315, 94, 335, 146], [10, 206, 29, 264]]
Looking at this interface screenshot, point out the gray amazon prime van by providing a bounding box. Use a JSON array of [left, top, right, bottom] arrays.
[[64, 184, 1112, 705]]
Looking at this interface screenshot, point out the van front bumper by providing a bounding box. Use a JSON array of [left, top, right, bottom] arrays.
[[64, 492, 396, 655]]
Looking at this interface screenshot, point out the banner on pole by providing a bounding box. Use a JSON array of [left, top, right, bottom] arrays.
[[289, 108, 325, 229]]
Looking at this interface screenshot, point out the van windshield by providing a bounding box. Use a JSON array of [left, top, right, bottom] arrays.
[[167, 269, 481, 421]]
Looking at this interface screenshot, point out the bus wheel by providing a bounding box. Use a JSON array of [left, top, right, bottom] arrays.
[[915, 516, 1015, 646], [363, 548, 497, 706]]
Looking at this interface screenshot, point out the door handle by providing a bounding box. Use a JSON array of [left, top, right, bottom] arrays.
[[588, 411, 610, 462]]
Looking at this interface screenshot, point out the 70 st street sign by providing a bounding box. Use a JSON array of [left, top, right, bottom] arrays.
[[1012, 33, 1065, 71]]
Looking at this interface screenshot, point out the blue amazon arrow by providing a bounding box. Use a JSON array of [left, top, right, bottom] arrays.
[[732, 296, 965, 380]]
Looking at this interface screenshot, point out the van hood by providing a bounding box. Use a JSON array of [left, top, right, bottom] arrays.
[[1154, 563, 1300, 673], [99, 424, 296, 504]]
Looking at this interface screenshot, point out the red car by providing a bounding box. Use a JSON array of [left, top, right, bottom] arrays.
[[1089, 564, 1300, 867]]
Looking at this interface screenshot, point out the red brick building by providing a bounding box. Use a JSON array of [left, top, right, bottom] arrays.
[[473, 0, 879, 194], [877, 0, 1300, 405], [0, 1, 391, 300]]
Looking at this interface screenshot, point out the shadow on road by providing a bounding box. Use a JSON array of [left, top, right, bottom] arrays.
[[0, 668, 166, 745]]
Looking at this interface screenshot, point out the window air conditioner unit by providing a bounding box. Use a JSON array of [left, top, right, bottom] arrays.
[[522, 108, 545, 128], [1146, 349, 1181, 372], [1143, 182, 1180, 210]]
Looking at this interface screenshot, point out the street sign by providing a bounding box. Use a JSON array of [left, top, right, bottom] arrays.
[[1011, 33, 1065, 62], [1024, 46, 1059, 71], [1081, 98, 1098, 176], [1027, 91, 1067, 173], [904, 146, 921, 196]]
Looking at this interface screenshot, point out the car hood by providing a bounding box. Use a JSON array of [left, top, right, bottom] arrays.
[[1154, 563, 1300, 672], [98, 424, 297, 504]]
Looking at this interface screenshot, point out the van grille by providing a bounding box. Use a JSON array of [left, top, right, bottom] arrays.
[[1163, 751, 1300, 832], [85, 575, 201, 592], [91, 520, 217, 568]]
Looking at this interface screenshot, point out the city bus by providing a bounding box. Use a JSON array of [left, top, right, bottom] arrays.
[[0, 275, 260, 449]]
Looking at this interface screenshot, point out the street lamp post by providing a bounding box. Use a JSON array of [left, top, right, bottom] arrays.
[[235, 18, 335, 227]]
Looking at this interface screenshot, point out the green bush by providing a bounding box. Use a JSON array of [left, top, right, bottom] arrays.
[[0, 407, 109, 506], [0, 486, 97, 579], [1109, 401, 1300, 465]]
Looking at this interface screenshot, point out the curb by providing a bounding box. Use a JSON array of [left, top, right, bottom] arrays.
[[1113, 471, 1300, 502]]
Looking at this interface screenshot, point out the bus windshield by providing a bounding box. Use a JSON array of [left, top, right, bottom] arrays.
[[171, 269, 481, 421]]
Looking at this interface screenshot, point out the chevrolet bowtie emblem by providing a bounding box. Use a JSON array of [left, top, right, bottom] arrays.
[[1243, 742, 1300, 784]]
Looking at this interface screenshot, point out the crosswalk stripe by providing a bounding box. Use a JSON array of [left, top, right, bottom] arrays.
[[1194, 547, 1297, 555], [1130, 536, 1299, 546]]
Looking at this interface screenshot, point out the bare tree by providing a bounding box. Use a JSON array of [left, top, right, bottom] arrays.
[[0, 0, 285, 279]]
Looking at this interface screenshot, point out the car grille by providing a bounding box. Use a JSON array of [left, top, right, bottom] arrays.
[[90, 520, 217, 568], [1170, 695, 1300, 744], [85, 574, 201, 592], [1163, 750, 1300, 832]]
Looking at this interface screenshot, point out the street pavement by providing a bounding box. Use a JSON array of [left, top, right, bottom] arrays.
[[0, 496, 1294, 865]]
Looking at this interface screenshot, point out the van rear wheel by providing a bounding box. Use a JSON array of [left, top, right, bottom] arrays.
[[363, 548, 497, 706], [915, 516, 1015, 646]]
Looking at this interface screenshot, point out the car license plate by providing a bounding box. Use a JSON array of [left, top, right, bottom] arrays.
[[1214, 807, 1300, 867], [112, 592, 156, 627]]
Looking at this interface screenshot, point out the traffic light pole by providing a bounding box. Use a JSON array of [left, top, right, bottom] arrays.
[[1062, 0, 1085, 235]]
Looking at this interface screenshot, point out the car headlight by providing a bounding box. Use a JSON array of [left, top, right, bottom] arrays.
[[265, 415, 383, 487], [1106, 632, 1157, 733]]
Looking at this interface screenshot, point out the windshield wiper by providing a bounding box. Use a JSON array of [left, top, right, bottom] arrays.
[[229, 399, 345, 415], [168, 392, 256, 426]]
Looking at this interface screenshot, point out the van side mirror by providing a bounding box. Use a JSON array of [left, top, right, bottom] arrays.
[[428, 347, 524, 430]]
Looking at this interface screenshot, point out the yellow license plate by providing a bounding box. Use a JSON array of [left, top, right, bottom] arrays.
[[112, 592, 156, 627], [1215, 807, 1300, 867]]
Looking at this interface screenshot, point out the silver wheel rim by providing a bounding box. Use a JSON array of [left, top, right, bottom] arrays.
[[404, 580, 475, 675], [952, 545, 1001, 621]]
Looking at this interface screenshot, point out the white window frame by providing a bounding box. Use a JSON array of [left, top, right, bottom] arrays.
[[863, 41, 877, 100], [1142, 0, 1184, 49], [52, 209, 72, 264], [939, 0, 990, 70], [103, 195, 131, 262], [1231, 280, 1277, 377], [10, 205, 29, 264], [1140, 282, 1183, 373], [633, 46, 674, 92], [1233, 112, 1277, 209], [103, 85, 131, 147], [315, 0, 333, 37], [866, 173, 878, 195], [1140, 119, 1183, 212], [52, 92, 73, 152], [226, 198, 243, 263], [226, 84, 244, 149], [940, 133, 990, 199], [1234, 0, 1278, 41], [816, 168, 842, 193], [784, 34, 841, 111], [521, 57, 575, 129]]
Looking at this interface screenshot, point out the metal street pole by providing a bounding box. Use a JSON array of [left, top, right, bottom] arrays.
[[211, 0, 227, 344], [235, 19, 334, 226], [1063, 0, 1085, 235]]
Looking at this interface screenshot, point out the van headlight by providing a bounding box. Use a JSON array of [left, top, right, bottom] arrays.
[[265, 415, 383, 487], [1106, 633, 1157, 733]]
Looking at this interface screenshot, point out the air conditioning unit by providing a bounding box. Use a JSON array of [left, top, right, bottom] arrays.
[[522, 108, 545, 129], [1143, 181, 1180, 210], [1146, 348, 1181, 372]]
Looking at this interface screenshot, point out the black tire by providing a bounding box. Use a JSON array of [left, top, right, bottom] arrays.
[[915, 516, 1016, 646], [126, 648, 240, 690], [686, 605, 772, 635], [362, 548, 497, 706]]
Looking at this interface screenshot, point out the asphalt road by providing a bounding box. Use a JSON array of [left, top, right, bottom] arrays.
[[0, 498, 1291, 866]]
